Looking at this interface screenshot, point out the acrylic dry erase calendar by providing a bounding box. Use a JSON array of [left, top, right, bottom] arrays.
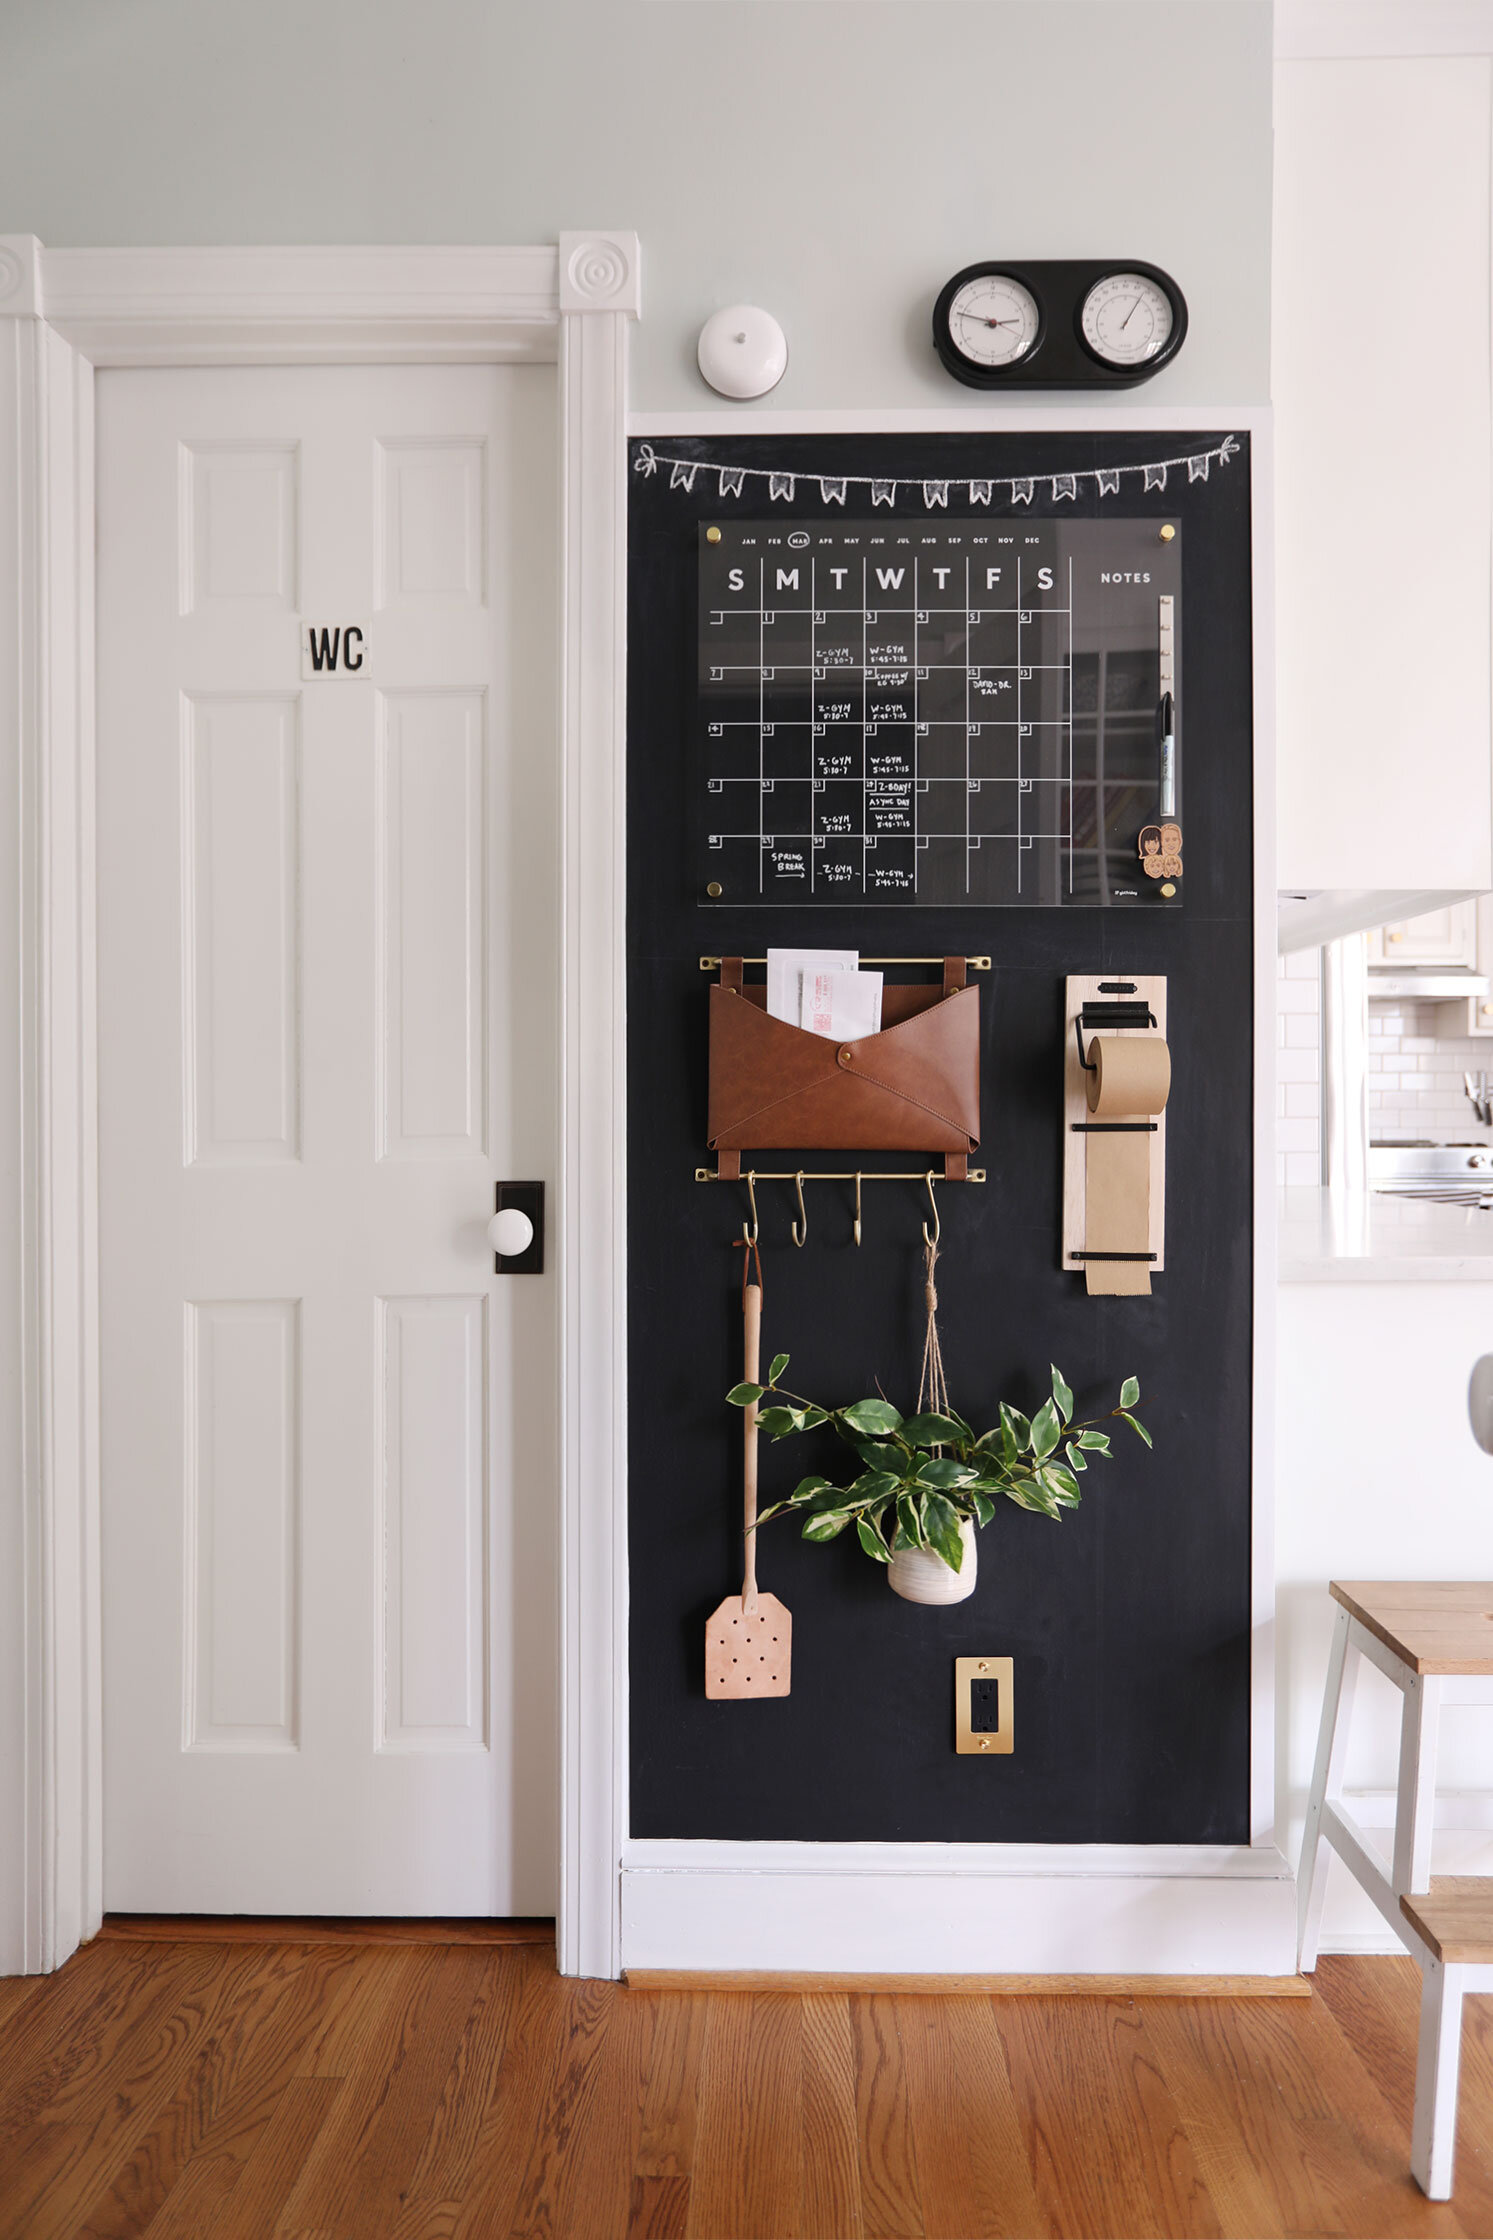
[[698, 517, 1183, 908]]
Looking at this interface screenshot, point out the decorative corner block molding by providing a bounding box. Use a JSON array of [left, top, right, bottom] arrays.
[[558, 231, 641, 319], [0, 235, 43, 318]]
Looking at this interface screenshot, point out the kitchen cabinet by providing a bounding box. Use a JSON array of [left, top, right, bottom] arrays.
[[1436, 897, 1493, 1038], [1274, 54, 1493, 893], [1367, 901, 1479, 971]]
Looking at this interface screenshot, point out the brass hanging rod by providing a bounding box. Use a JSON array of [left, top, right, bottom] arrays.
[[694, 1167, 985, 1183], [699, 954, 992, 972]]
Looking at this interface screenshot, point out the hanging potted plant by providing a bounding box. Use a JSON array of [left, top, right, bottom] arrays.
[[727, 1361, 1150, 1606]]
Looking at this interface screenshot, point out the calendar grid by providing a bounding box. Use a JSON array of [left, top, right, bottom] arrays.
[[700, 519, 1179, 908]]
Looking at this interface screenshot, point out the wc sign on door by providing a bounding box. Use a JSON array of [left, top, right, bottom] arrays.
[[301, 622, 370, 678]]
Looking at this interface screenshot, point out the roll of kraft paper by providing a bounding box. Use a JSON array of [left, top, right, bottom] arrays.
[[1084, 1035, 1172, 1297]]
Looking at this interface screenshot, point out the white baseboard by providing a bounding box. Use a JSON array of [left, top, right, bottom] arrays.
[[620, 1842, 1298, 1977]]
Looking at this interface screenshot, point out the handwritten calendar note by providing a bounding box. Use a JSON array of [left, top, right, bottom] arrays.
[[698, 517, 1182, 907]]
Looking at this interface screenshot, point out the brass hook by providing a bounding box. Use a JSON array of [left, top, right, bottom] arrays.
[[791, 1170, 808, 1248], [742, 1170, 759, 1246], [853, 1172, 863, 1248], [922, 1170, 940, 1247]]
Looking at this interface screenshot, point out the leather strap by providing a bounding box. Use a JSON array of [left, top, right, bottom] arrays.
[[944, 1152, 968, 1182], [717, 1150, 741, 1181], [942, 955, 966, 996], [721, 956, 744, 992]]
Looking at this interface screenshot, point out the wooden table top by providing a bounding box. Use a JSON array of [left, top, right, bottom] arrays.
[[1330, 1581, 1493, 1674], [1402, 1879, 1493, 1963]]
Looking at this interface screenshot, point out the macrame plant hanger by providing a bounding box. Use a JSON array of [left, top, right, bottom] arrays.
[[917, 1175, 949, 1426]]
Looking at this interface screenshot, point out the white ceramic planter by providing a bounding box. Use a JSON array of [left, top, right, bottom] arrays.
[[887, 1516, 977, 1605]]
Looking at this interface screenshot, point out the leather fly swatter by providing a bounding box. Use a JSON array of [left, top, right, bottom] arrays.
[[706, 1262, 791, 1699]]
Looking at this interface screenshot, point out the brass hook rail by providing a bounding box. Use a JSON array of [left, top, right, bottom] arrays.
[[694, 1168, 987, 1184], [700, 954, 991, 973], [700, 1165, 983, 1248]]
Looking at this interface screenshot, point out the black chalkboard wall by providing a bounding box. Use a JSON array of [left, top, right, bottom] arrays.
[[627, 431, 1253, 1843]]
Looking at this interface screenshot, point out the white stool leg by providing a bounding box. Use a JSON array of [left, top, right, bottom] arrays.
[[1411, 1957, 1466, 2198], [1394, 1673, 1444, 1897], [1299, 1604, 1358, 1971]]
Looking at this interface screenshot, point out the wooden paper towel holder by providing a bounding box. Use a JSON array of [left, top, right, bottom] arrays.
[[1061, 974, 1168, 1276]]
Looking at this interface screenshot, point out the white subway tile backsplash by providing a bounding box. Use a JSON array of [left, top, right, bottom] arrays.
[[1276, 950, 1322, 1187], [1365, 978, 1493, 1138]]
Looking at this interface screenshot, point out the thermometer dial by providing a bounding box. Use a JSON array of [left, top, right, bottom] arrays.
[[1079, 272, 1176, 368]]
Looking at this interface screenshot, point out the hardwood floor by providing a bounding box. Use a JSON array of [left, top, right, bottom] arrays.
[[2, 1934, 1492, 2238]]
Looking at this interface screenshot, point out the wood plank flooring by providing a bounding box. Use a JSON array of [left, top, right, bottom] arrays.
[[3, 1934, 1493, 2238]]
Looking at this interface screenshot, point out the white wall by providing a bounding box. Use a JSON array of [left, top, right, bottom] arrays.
[[1279, 1282, 1493, 1948], [1273, 53, 1493, 892], [0, 1, 1273, 410]]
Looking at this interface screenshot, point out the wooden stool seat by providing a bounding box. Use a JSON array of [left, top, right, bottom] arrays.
[[1331, 1581, 1493, 1675], [1401, 1880, 1493, 1965], [1301, 1583, 1493, 2198]]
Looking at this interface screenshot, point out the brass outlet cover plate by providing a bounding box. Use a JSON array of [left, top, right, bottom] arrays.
[[955, 1656, 1014, 1754]]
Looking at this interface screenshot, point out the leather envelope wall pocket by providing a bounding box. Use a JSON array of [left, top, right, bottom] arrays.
[[707, 973, 981, 1182]]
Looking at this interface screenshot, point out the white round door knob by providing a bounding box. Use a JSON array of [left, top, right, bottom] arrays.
[[488, 1207, 534, 1258], [697, 305, 788, 399]]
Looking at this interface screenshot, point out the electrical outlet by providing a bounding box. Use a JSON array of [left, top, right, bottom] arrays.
[[954, 1655, 1014, 1755]]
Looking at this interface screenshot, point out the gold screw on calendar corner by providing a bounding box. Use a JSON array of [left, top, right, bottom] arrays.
[[706, 526, 722, 543], [1160, 524, 1176, 542], [706, 882, 723, 899]]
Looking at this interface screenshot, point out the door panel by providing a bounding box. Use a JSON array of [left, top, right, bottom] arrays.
[[98, 364, 557, 1914]]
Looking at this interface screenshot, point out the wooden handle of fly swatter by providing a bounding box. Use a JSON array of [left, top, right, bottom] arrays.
[[742, 1282, 761, 1611]]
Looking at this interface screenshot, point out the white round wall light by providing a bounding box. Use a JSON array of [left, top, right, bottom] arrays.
[[697, 305, 788, 400]]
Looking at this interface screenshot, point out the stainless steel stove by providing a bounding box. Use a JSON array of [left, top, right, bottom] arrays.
[[1370, 1143, 1493, 1206]]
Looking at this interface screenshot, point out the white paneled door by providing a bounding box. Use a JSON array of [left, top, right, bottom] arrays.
[[97, 366, 558, 1914]]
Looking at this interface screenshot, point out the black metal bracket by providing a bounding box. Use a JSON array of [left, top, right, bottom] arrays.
[[1075, 1002, 1159, 1073], [1069, 1250, 1158, 1262], [493, 1179, 545, 1275], [1071, 1121, 1158, 1134]]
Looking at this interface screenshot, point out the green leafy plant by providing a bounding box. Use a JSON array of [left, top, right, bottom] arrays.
[[726, 1359, 1151, 1574]]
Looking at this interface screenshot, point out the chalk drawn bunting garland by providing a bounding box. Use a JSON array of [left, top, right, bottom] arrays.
[[641, 434, 1237, 510]]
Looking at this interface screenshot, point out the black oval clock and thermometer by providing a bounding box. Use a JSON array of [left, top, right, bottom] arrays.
[[933, 260, 1187, 389]]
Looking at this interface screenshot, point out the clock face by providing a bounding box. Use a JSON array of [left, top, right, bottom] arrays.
[[945, 273, 1041, 370], [1079, 272, 1175, 367]]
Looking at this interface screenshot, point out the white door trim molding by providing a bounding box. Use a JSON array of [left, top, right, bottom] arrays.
[[0, 232, 638, 1979], [557, 237, 635, 1980]]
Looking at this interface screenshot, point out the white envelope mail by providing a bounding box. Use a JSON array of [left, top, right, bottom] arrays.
[[765, 947, 858, 1027], [800, 968, 883, 1042]]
